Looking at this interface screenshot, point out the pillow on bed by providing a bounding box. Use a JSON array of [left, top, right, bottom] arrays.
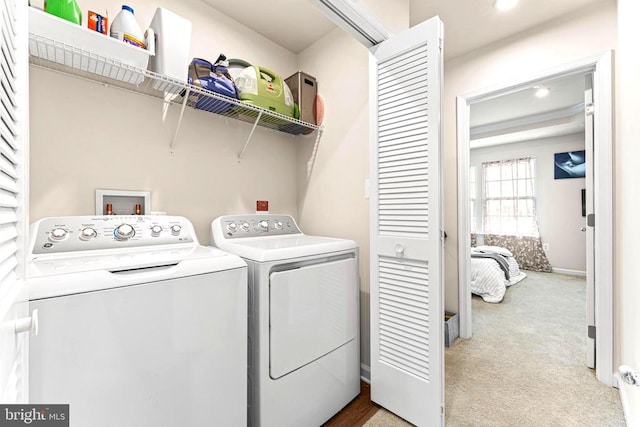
[[475, 245, 513, 257]]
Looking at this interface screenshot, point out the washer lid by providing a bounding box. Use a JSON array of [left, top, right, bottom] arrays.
[[216, 235, 358, 262], [27, 246, 242, 278], [27, 246, 247, 300]]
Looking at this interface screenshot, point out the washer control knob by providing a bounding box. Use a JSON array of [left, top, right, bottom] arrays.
[[256, 220, 269, 232], [114, 224, 135, 241], [150, 225, 163, 236], [240, 222, 250, 232], [170, 224, 182, 236], [49, 228, 68, 241], [274, 221, 283, 230], [79, 227, 97, 241], [226, 223, 237, 233]]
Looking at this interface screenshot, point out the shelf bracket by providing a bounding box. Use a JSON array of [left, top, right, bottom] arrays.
[[315, 124, 324, 145], [161, 91, 175, 122], [237, 110, 263, 160], [306, 125, 325, 179], [170, 87, 191, 153]]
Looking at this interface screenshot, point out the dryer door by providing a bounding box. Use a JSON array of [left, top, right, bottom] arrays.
[[269, 257, 358, 379]]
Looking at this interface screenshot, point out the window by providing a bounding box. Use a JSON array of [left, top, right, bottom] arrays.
[[482, 157, 537, 236]]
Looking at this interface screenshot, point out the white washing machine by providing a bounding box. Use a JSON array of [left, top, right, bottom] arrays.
[[211, 214, 360, 427], [27, 215, 247, 427]]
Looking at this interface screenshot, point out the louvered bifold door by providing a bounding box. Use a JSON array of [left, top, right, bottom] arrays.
[[0, 0, 29, 404], [369, 16, 443, 427]]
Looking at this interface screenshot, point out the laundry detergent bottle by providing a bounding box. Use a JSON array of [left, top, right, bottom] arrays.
[[110, 5, 146, 49], [44, 0, 82, 25]]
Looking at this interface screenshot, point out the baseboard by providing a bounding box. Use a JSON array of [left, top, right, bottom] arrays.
[[551, 268, 586, 277], [618, 373, 639, 427], [361, 363, 371, 384]]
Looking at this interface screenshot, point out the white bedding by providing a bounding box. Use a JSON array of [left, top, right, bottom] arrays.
[[505, 256, 527, 286], [471, 247, 527, 303]]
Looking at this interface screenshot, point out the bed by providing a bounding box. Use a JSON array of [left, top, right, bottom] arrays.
[[471, 245, 527, 303]]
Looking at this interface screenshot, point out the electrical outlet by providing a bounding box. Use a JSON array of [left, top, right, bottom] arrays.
[[543, 243, 550, 251]]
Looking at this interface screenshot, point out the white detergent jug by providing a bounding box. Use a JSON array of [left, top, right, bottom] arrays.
[[110, 5, 146, 49]]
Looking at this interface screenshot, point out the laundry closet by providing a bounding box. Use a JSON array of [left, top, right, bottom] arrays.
[[27, 0, 411, 378]]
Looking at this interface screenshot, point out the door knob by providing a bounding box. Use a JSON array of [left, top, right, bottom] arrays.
[[394, 244, 405, 256], [14, 309, 39, 336], [581, 227, 587, 232]]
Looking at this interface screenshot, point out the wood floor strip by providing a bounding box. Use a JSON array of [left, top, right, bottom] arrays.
[[323, 381, 380, 427]]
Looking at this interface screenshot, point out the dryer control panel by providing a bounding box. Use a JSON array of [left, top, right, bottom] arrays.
[[30, 215, 196, 255], [214, 215, 302, 239]]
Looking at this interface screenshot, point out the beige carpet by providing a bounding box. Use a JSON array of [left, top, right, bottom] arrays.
[[364, 271, 625, 426]]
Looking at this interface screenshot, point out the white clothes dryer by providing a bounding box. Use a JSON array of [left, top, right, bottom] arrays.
[[211, 214, 360, 427], [27, 215, 247, 427]]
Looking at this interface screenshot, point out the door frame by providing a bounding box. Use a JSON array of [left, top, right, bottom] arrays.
[[456, 51, 614, 386]]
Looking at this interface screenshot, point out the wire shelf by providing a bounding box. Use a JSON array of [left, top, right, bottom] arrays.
[[28, 32, 319, 138]]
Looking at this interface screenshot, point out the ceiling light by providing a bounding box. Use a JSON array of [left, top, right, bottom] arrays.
[[494, 0, 519, 11], [534, 86, 550, 98]]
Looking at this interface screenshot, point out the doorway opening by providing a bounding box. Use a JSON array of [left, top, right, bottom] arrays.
[[455, 52, 613, 386]]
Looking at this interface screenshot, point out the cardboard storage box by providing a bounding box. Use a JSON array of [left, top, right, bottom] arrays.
[[285, 72, 317, 124], [445, 311, 459, 347]]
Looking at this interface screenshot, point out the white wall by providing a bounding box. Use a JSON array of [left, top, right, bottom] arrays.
[[616, 0, 640, 419], [360, 0, 410, 34], [443, 1, 617, 313], [470, 134, 586, 272], [296, 1, 409, 369], [29, 0, 300, 242]]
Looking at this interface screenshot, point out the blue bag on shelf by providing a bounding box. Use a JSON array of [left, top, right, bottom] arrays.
[[186, 55, 239, 113]]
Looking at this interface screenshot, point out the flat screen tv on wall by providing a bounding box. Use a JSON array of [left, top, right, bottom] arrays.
[[554, 150, 586, 179]]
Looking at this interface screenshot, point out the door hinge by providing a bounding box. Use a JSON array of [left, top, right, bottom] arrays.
[[585, 103, 595, 116], [439, 38, 443, 52], [588, 325, 596, 339], [587, 214, 595, 227]]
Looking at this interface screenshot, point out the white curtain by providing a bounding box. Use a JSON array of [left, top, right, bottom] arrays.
[[481, 157, 552, 272], [482, 157, 540, 237]]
